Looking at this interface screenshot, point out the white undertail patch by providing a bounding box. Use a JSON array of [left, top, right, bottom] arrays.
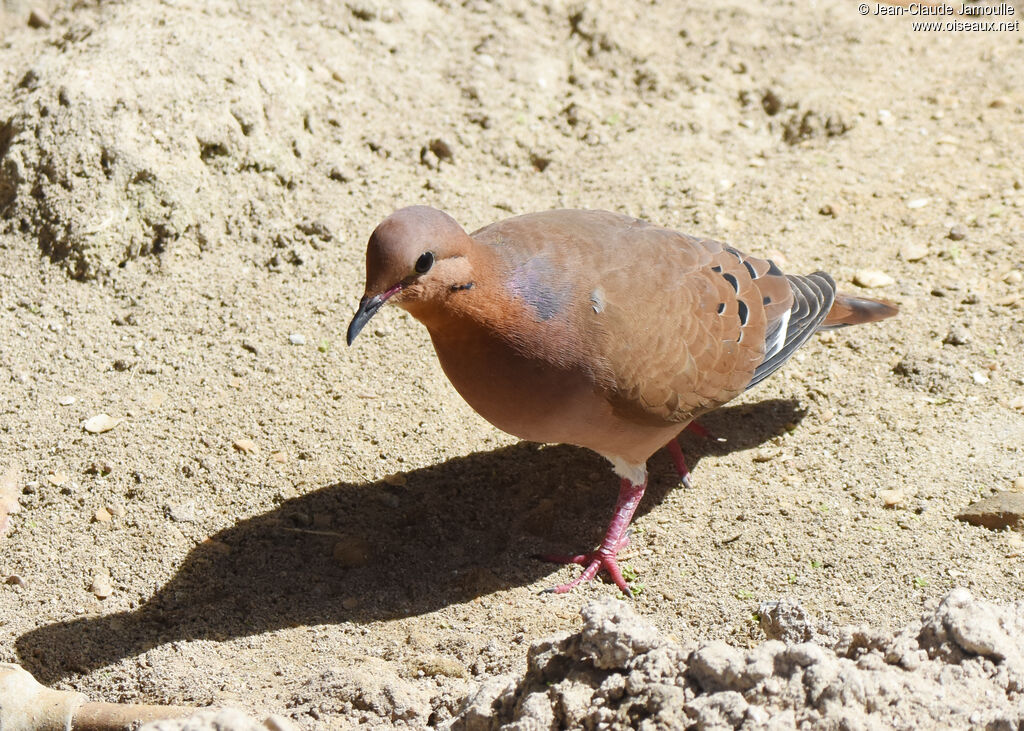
[[605, 456, 648, 486]]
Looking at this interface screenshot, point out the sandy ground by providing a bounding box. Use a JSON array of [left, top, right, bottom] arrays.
[[1, 0, 1022, 727]]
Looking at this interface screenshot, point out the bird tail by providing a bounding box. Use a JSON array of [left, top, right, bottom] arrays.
[[820, 293, 898, 330]]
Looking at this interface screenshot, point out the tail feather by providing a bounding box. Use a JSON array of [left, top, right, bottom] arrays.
[[821, 293, 899, 330]]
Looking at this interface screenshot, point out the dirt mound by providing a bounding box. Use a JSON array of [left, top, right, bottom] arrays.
[[0, 1, 320, 279], [450, 590, 1024, 729]]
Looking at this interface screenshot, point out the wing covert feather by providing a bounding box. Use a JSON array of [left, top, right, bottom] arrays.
[[471, 210, 819, 425]]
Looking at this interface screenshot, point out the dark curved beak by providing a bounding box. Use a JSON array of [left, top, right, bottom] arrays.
[[346, 285, 402, 345]]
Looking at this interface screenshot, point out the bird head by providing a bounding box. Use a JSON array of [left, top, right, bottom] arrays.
[[347, 206, 474, 344]]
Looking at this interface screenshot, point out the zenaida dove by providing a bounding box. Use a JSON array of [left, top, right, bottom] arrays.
[[347, 206, 897, 596]]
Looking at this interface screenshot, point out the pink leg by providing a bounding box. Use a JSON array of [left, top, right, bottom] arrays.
[[666, 438, 693, 489], [543, 477, 647, 598], [684, 421, 712, 439]]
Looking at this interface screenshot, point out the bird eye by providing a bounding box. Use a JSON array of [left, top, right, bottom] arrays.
[[414, 251, 434, 274]]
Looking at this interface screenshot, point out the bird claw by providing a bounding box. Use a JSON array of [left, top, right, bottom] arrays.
[[540, 549, 635, 598], [550, 551, 634, 598]]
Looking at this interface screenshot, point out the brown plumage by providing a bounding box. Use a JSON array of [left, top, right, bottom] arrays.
[[347, 206, 898, 596]]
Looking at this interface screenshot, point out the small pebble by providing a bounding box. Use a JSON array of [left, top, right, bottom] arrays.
[[89, 571, 113, 599], [167, 502, 197, 523], [263, 716, 300, 731], [83, 414, 123, 434], [1011, 477, 1024, 492], [971, 371, 990, 385], [942, 327, 970, 346], [58, 396, 77, 406], [1010, 396, 1024, 411], [200, 537, 232, 555], [428, 138, 454, 161], [288, 333, 306, 345], [819, 203, 840, 218], [5, 575, 26, 587], [270, 451, 288, 463], [27, 8, 50, 28], [948, 226, 967, 241], [1003, 270, 1023, 285], [93, 507, 112, 523], [328, 167, 353, 183], [107, 503, 126, 517], [879, 489, 905, 508], [900, 243, 928, 262], [233, 438, 258, 454], [853, 270, 894, 288], [906, 197, 930, 209], [47, 471, 68, 486]]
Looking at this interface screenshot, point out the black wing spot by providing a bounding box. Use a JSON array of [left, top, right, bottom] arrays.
[[722, 273, 739, 292], [763, 295, 772, 305], [725, 246, 744, 261], [767, 260, 783, 276], [738, 300, 749, 326], [711, 265, 722, 273], [737, 330, 744, 343], [717, 302, 726, 314], [743, 260, 759, 279]]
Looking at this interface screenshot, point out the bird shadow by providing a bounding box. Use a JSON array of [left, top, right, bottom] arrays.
[[16, 398, 804, 683]]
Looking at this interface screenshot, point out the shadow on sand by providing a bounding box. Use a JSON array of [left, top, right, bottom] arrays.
[[17, 398, 804, 682]]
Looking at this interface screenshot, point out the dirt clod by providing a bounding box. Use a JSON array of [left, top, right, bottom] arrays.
[[449, 591, 1024, 729], [957, 492, 1024, 532]]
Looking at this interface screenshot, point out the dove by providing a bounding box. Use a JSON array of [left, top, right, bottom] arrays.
[[347, 206, 897, 596]]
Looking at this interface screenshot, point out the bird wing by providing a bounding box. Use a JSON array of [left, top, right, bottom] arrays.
[[473, 210, 837, 426]]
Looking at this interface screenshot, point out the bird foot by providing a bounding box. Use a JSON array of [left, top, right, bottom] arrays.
[[538, 477, 646, 598], [665, 438, 693, 488], [543, 548, 633, 598]]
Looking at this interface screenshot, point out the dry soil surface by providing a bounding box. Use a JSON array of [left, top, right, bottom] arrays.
[[1, 0, 1023, 728]]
